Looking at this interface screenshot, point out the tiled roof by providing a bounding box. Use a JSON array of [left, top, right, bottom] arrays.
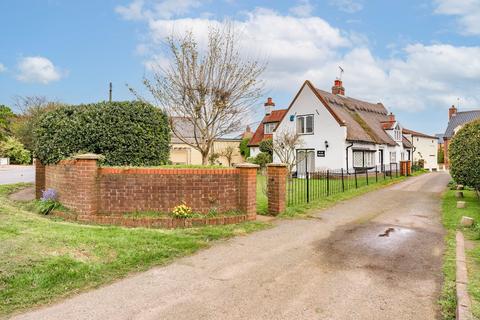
[[444, 110, 480, 138], [403, 128, 437, 139], [248, 110, 288, 147]]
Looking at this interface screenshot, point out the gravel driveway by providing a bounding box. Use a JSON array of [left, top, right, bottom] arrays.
[[13, 172, 450, 320]]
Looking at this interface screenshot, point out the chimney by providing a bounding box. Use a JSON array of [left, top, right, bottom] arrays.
[[264, 97, 275, 115], [332, 79, 345, 95], [449, 105, 457, 119], [388, 112, 395, 123]]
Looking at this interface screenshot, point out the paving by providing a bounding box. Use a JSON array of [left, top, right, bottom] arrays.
[[0, 165, 34, 185], [13, 172, 451, 320]]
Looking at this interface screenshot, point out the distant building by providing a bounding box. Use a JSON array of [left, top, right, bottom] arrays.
[[247, 98, 287, 157], [442, 105, 480, 166], [403, 128, 438, 171]]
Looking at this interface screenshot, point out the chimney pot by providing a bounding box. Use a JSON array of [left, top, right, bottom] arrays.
[[332, 79, 345, 95], [388, 112, 395, 122], [264, 97, 275, 115], [449, 104, 457, 119]]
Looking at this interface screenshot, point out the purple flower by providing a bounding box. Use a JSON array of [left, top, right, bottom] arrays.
[[41, 188, 57, 201]]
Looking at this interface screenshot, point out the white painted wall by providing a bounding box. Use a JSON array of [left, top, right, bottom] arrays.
[[273, 85, 347, 170], [408, 135, 438, 170], [250, 147, 261, 158]]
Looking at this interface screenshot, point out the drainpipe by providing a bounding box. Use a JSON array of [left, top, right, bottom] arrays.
[[345, 142, 354, 172]]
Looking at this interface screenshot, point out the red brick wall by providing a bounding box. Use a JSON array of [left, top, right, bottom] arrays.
[[98, 168, 240, 214], [35, 159, 45, 199], [267, 164, 288, 216], [37, 158, 258, 218]]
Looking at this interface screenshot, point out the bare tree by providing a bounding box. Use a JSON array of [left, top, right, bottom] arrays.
[[137, 23, 265, 165], [271, 130, 304, 173], [220, 145, 236, 167]]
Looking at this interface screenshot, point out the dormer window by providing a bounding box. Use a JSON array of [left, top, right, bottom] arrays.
[[394, 125, 401, 141], [264, 122, 276, 134]]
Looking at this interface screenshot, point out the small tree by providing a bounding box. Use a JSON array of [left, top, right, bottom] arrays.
[[449, 119, 480, 191], [271, 130, 304, 172], [220, 145, 236, 167], [437, 146, 444, 164], [137, 23, 265, 165]]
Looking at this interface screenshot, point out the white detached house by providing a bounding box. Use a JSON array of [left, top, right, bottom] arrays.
[[273, 80, 412, 172]]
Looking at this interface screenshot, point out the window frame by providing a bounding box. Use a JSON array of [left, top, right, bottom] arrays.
[[352, 149, 376, 169], [264, 122, 276, 134], [296, 114, 314, 135]]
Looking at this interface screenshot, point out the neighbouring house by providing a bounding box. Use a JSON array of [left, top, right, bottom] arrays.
[[442, 105, 480, 166], [247, 98, 287, 157], [272, 79, 413, 172], [170, 117, 245, 166], [402, 128, 438, 171], [238, 125, 254, 140]]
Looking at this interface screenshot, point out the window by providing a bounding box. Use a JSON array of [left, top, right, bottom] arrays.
[[264, 122, 276, 134], [390, 151, 396, 163], [353, 150, 376, 168], [296, 149, 315, 174], [296, 115, 314, 134], [401, 152, 405, 161]]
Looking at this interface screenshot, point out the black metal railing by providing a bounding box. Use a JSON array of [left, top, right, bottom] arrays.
[[287, 163, 399, 206]]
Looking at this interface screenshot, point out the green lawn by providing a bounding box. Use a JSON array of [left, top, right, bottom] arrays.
[[441, 188, 480, 319], [256, 170, 423, 217], [0, 183, 269, 317]]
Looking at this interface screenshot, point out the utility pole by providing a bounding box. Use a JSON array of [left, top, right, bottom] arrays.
[[109, 82, 112, 102]]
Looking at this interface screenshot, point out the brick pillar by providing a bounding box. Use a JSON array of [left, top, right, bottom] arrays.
[[72, 154, 102, 216], [34, 159, 45, 199], [267, 163, 288, 216], [236, 163, 259, 220]]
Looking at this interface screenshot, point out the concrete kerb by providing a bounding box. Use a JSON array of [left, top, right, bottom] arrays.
[[456, 231, 474, 320]]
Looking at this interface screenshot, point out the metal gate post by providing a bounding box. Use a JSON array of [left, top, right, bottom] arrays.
[[366, 170, 369, 185], [354, 169, 358, 188], [341, 168, 345, 192], [327, 170, 330, 196], [305, 155, 309, 203]]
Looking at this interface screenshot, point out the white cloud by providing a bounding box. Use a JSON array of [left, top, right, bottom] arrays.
[[434, 0, 480, 35], [329, 0, 363, 13], [289, 0, 314, 17], [16, 56, 62, 84], [0, 63, 5, 73], [116, 0, 202, 20], [121, 6, 480, 115]]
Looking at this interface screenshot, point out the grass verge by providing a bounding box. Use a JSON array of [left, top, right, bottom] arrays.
[[0, 183, 269, 317], [257, 170, 427, 217], [440, 188, 480, 319]]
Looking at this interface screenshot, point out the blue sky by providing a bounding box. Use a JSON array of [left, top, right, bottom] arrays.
[[1, 0, 480, 134]]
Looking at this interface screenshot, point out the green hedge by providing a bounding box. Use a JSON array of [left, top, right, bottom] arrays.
[[34, 101, 171, 166], [449, 119, 480, 190]]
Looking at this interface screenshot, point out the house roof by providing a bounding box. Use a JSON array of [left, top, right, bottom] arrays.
[[170, 117, 240, 144], [314, 88, 397, 146], [402, 136, 414, 149], [444, 110, 480, 138], [435, 133, 445, 143], [248, 109, 288, 147], [402, 128, 437, 139]]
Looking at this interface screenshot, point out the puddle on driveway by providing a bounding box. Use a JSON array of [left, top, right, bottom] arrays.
[[316, 222, 443, 280]]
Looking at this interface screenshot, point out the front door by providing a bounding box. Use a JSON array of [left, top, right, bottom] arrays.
[[296, 149, 315, 177], [379, 149, 384, 170]]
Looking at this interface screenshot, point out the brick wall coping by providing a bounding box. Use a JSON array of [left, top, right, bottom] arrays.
[[73, 153, 104, 160], [235, 163, 260, 168], [99, 167, 239, 175], [52, 211, 253, 229], [267, 163, 288, 167]]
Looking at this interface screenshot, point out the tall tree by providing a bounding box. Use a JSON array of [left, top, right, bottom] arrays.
[[0, 105, 14, 141], [137, 23, 265, 165]]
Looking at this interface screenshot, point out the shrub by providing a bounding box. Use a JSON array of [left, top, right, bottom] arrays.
[[438, 146, 444, 164], [239, 138, 250, 158], [449, 119, 480, 190], [33, 101, 171, 166], [0, 104, 14, 141], [172, 204, 193, 218], [259, 138, 273, 155], [0, 136, 31, 164], [251, 152, 272, 168]]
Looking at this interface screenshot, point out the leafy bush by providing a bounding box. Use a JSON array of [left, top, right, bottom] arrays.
[[34, 101, 171, 166], [249, 152, 272, 168], [239, 138, 250, 158], [259, 138, 273, 155], [0, 105, 14, 141], [449, 119, 480, 190], [0, 136, 31, 164]]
